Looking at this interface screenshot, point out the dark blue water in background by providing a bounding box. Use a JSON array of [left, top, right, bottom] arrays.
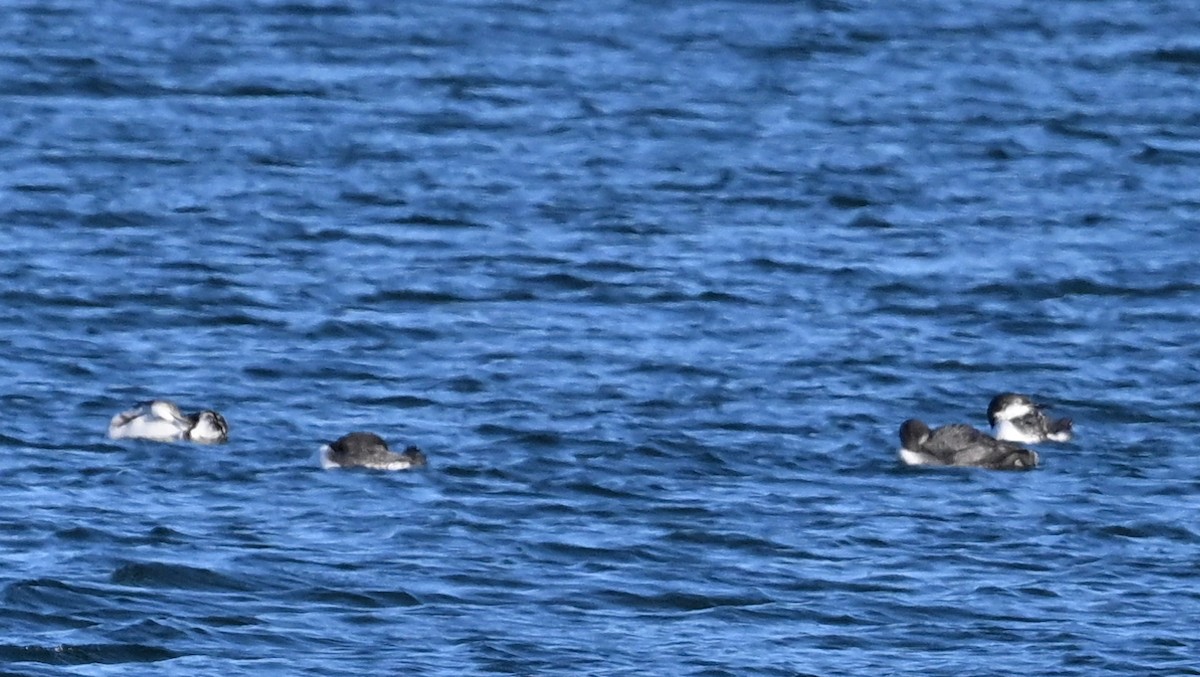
[[2, 1, 1199, 674]]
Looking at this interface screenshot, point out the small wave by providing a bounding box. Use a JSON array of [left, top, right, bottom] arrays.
[[302, 586, 421, 609], [519, 272, 603, 292], [651, 168, 734, 192], [1147, 46, 1200, 65], [597, 588, 773, 613], [206, 82, 331, 99], [387, 213, 488, 229], [346, 394, 439, 409], [969, 278, 1200, 301], [474, 424, 563, 448], [1095, 522, 1198, 542], [110, 561, 254, 593], [1044, 117, 1120, 144], [828, 193, 873, 209], [847, 213, 895, 229], [355, 288, 473, 304], [0, 642, 179, 666], [1132, 143, 1200, 165]]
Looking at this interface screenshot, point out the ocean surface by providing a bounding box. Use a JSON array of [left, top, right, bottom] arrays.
[[1, 1, 1198, 675]]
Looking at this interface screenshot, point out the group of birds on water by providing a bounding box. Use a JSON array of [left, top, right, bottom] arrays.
[[107, 400, 427, 470], [106, 391, 1072, 472], [899, 392, 1074, 470]]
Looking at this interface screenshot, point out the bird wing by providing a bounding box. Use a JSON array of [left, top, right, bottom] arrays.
[[927, 424, 1029, 467], [110, 403, 150, 428]]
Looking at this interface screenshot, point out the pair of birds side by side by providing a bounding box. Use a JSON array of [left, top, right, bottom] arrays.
[[107, 400, 426, 471], [898, 392, 1074, 471]]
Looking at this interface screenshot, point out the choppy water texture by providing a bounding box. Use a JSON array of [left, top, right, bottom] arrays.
[[2, 1, 1199, 675]]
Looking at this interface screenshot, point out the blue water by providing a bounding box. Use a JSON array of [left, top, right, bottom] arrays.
[[2, 1, 1199, 674]]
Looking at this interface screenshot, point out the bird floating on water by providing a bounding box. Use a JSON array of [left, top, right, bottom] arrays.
[[108, 400, 229, 444], [898, 418, 1038, 470], [320, 432, 427, 471], [988, 392, 1073, 444]]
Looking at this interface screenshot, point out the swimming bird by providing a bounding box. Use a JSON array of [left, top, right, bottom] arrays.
[[987, 392, 1073, 444], [108, 400, 229, 444], [898, 419, 1038, 470], [320, 432, 427, 471]]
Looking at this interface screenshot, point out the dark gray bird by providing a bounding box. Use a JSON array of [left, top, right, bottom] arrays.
[[898, 419, 1038, 470], [320, 432, 427, 471], [987, 392, 1073, 443]]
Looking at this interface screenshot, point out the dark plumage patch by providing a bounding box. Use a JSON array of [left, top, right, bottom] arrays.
[[325, 432, 427, 470], [900, 418, 1038, 471]]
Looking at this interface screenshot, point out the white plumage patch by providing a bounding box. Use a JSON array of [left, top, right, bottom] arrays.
[[108, 405, 188, 442], [992, 419, 1040, 444], [1046, 429, 1072, 442], [898, 447, 933, 466], [319, 445, 339, 470], [993, 401, 1034, 421]]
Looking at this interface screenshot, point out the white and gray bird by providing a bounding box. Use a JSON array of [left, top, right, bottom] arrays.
[[898, 419, 1038, 470], [320, 432, 427, 471], [987, 392, 1073, 444], [108, 400, 229, 444]]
